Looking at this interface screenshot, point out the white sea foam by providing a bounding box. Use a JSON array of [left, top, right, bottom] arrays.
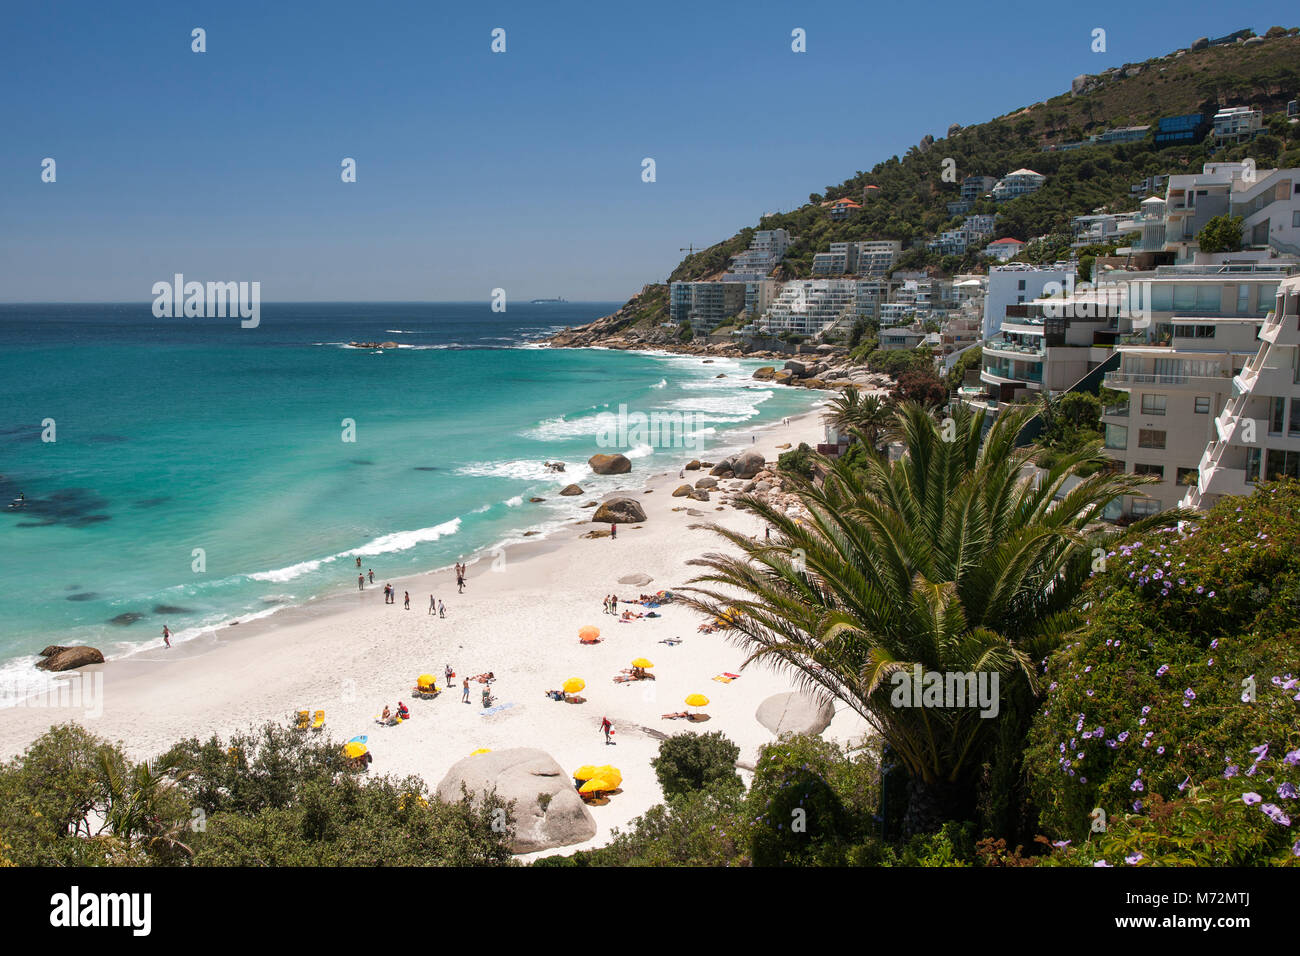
[[249, 557, 333, 583], [346, 518, 463, 557]]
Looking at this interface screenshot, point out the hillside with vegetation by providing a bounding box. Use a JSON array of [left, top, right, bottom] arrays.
[[563, 27, 1300, 340]]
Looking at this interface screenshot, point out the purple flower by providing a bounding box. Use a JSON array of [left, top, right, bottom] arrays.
[[1053, 840, 1070, 848], [1156, 665, 1169, 677], [1093, 860, 1111, 867], [1125, 852, 1143, 865], [1261, 803, 1292, 826], [1178, 775, 1190, 792], [1277, 782, 1297, 800], [1242, 792, 1262, 806], [1130, 779, 1144, 792], [1225, 765, 1240, 779]]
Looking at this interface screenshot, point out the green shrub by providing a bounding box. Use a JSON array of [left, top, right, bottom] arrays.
[[1025, 480, 1300, 861], [651, 731, 742, 799]]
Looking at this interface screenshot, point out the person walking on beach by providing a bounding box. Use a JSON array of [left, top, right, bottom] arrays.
[[610, 523, 617, 540], [403, 591, 410, 610], [600, 716, 614, 745], [462, 680, 471, 704], [429, 594, 436, 615], [445, 664, 454, 687], [162, 624, 171, 649], [438, 600, 446, 618], [457, 572, 465, 594], [368, 569, 374, 583], [356, 556, 362, 569], [358, 573, 365, 591]]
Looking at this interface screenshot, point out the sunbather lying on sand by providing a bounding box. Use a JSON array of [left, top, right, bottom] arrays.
[[661, 711, 690, 720], [469, 672, 495, 683], [620, 611, 643, 621], [544, 689, 565, 701], [659, 637, 683, 645], [697, 624, 717, 633]]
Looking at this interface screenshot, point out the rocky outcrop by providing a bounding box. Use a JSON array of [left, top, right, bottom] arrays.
[[756, 691, 836, 737], [684, 459, 701, 471], [544, 461, 566, 473], [436, 748, 597, 853], [731, 451, 765, 479], [559, 484, 584, 496], [694, 477, 718, 490], [588, 453, 631, 475], [671, 484, 693, 497], [592, 498, 647, 523], [35, 645, 105, 672], [752, 366, 777, 381]]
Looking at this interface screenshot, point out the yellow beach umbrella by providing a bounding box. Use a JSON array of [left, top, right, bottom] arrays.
[[580, 777, 613, 794], [573, 765, 600, 781], [579, 625, 601, 643], [417, 673, 437, 689], [684, 693, 710, 708], [343, 741, 368, 759], [470, 748, 492, 756], [562, 677, 586, 694], [630, 658, 654, 669], [596, 765, 622, 788]]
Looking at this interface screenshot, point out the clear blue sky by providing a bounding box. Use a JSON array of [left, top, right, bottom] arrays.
[[1, 1, 1294, 302]]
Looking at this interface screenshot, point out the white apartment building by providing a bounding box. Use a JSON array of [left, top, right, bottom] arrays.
[[1182, 273, 1300, 512], [669, 281, 748, 333], [856, 240, 903, 277], [812, 242, 857, 276], [1212, 107, 1263, 143], [1163, 163, 1300, 259], [723, 229, 793, 281], [983, 263, 1075, 339], [759, 279, 859, 338], [744, 279, 781, 320], [992, 168, 1046, 201], [1094, 261, 1297, 519]]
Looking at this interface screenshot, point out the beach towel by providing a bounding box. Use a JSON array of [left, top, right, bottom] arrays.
[[712, 675, 733, 683], [658, 638, 682, 646], [724, 672, 740, 679], [479, 702, 516, 717]]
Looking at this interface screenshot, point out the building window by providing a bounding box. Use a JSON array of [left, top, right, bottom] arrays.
[[1176, 467, 1199, 487], [1245, 447, 1262, 484], [1237, 284, 1250, 313], [1270, 396, 1286, 434], [1140, 394, 1167, 416], [1017, 280, 1026, 291], [1131, 498, 1161, 517], [1293, 210, 1300, 228], [1194, 396, 1211, 414], [1104, 424, 1129, 450], [1134, 463, 1164, 478], [1292, 400, 1300, 436], [1138, 429, 1167, 449]]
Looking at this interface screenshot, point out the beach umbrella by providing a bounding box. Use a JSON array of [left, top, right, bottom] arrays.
[[630, 658, 654, 669], [578, 625, 601, 643], [562, 677, 586, 694], [470, 748, 492, 756], [348, 735, 368, 744], [684, 693, 710, 708], [417, 673, 437, 689], [343, 742, 368, 759], [595, 765, 622, 788], [573, 765, 600, 781], [580, 777, 613, 794]]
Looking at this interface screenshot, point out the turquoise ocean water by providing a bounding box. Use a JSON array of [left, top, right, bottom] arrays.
[[0, 303, 820, 694]]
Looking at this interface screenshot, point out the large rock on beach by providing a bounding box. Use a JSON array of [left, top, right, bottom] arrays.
[[731, 451, 765, 479], [592, 498, 647, 524], [756, 691, 835, 737], [694, 477, 718, 490], [752, 366, 776, 381], [619, 572, 654, 586], [588, 453, 631, 475], [672, 484, 693, 497], [436, 748, 597, 853], [35, 645, 105, 672], [558, 484, 584, 496]]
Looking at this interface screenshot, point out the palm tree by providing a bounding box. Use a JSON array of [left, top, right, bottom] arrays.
[[98, 750, 194, 862], [681, 402, 1187, 834], [823, 389, 893, 450]]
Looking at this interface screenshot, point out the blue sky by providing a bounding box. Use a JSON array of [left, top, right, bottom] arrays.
[[1, 1, 1294, 302]]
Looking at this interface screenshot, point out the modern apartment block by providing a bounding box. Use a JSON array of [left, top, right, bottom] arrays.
[[669, 281, 747, 333], [722, 229, 792, 281], [1181, 273, 1300, 512], [928, 215, 997, 256], [811, 239, 903, 277], [812, 242, 858, 276], [1163, 163, 1300, 259], [982, 263, 1075, 338], [1097, 125, 1151, 144], [1212, 106, 1263, 143], [992, 168, 1046, 201], [1095, 261, 1297, 519], [743, 279, 781, 321], [758, 279, 859, 338], [1154, 113, 1209, 146], [962, 175, 997, 202]]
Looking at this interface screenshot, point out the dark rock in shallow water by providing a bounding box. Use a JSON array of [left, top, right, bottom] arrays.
[[66, 592, 98, 602], [152, 604, 191, 615], [413, 466, 439, 472], [350, 459, 374, 466], [108, 612, 145, 626]]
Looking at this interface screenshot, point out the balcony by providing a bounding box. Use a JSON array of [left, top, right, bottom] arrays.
[[1103, 403, 1129, 418], [1104, 371, 1230, 389], [983, 339, 1045, 358]]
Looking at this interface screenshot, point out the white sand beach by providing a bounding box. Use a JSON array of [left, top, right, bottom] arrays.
[[0, 407, 872, 856]]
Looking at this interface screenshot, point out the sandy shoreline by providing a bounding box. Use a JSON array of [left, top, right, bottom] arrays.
[[0, 400, 872, 856]]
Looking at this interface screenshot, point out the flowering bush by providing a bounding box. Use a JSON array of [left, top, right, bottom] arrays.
[[1025, 480, 1300, 863]]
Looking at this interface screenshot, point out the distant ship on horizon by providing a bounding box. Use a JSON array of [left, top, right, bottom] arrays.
[[529, 297, 567, 304]]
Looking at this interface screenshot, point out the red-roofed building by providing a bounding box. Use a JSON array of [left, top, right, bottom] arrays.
[[829, 197, 863, 221], [985, 237, 1026, 261]]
